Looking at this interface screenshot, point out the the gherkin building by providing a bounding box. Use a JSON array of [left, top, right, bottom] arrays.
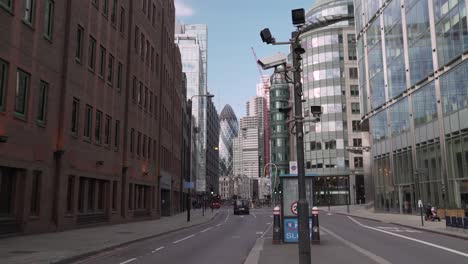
[[219, 105, 239, 176]]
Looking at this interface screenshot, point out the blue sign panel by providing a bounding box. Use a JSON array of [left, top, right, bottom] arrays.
[[183, 181, 194, 189], [283, 217, 313, 243]]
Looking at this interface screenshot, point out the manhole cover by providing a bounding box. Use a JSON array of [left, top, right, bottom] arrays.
[[9, 250, 37, 254]]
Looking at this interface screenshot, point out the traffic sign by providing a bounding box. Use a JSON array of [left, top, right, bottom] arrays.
[[291, 201, 298, 215], [418, 200, 423, 208]]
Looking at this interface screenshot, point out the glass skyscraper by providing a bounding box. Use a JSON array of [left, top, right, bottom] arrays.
[[356, 0, 468, 213], [219, 104, 239, 176], [297, 0, 370, 206]]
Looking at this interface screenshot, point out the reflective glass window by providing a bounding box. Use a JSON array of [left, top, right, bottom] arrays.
[[370, 110, 387, 141], [412, 81, 437, 126], [440, 59, 468, 115], [390, 98, 410, 135]]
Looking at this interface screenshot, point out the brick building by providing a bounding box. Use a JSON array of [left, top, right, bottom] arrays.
[[0, 0, 184, 235]]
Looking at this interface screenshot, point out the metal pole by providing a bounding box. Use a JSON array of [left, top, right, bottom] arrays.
[[291, 31, 311, 264]]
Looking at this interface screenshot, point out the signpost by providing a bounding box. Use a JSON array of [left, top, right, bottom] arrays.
[[418, 199, 424, 226]]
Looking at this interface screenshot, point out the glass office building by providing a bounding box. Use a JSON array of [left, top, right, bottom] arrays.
[[219, 104, 239, 176], [297, 0, 370, 206], [356, 0, 468, 213]]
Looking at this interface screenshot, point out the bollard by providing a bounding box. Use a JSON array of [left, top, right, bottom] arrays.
[[273, 206, 281, 244], [311, 206, 320, 245]]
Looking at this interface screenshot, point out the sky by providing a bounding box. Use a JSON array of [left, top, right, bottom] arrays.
[[175, 0, 315, 119]]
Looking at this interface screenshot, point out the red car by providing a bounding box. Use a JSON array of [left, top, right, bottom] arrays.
[[210, 202, 221, 209]]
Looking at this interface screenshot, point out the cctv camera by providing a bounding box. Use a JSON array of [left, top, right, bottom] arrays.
[[257, 53, 287, 70], [310, 105, 322, 116]]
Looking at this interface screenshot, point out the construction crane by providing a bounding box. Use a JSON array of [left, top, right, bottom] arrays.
[[251, 47, 271, 179]]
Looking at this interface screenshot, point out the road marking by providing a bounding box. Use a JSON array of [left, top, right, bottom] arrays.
[[224, 210, 230, 223], [266, 222, 271, 225], [240, 216, 244, 218], [348, 216, 468, 258], [256, 231, 263, 235], [200, 227, 213, 233], [151, 247, 165, 253], [244, 237, 264, 264], [376, 226, 421, 233], [270, 215, 273, 218], [119, 258, 137, 264], [173, 234, 195, 244], [216, 223, 222, 227], [251, 213, 257, 218], [321, 226, 391, 264], [262, 222, 274, 238]]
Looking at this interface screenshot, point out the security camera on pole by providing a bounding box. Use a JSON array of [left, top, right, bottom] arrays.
[[260, 10, 353, 264]]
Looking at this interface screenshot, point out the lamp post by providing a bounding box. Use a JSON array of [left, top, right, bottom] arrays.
[[260, 11, 352, 264], [187, 93, 214, 222]]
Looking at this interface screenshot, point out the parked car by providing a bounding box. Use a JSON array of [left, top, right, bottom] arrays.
[[233, 199, 250, 215]]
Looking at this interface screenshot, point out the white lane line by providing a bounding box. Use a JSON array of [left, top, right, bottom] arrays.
[[266, 222, 271, 225], [151, 246, 165, 253], [119, 258, 137, 264], [348, 216, 468, 258], [256, 232, 263, 235], [224, 210, 230, 223], [251, 212, 257, 218], [240, 216, 244, 218], [216, 223, 222, 227], [173, 234, 195, 244], [321, 226, 391, 264], [262, 222, 274, 238], [200, 227, 213, 233]]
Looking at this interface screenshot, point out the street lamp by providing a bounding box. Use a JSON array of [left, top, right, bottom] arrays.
[[187, 93, 215, 221], [260, 11, 352, 264]]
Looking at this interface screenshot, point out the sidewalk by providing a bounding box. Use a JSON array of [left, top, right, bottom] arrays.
[[0, 209, 218, 264], [323, 205, 468, 240]]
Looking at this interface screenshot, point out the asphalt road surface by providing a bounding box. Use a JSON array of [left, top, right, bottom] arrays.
[[71, 207, 273, 264]]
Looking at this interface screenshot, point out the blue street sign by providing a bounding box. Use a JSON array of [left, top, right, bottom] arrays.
[[184, 181, 194, 189], [283, 217, 313, 243]]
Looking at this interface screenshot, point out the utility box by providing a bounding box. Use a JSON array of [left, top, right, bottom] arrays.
[[279, 174, 315, 243]]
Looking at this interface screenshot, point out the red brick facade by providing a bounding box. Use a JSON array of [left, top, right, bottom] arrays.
[[0, 0, 184, 235]]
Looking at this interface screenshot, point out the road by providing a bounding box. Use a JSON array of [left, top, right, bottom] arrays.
[[71, 207, 273, 264]]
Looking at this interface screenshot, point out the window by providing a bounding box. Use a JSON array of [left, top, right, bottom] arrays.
[[114, 120, 120, 149], [151, 47, 155, 71], [153, 140, 157, 162], [30, 171, 41, 216], [130, 128, 134, 153], [0, 59, 8, 111], [137, 132, 141, 156], [149, 91, 153, 112], [142, 0, 146, 13], [105, 115, 111, 145], [138, 81, 143, 105], [97, 180, 105, 210], [112, 181, 117, 211], [351, 103, 360, 114], [99, 46, 106, 78], [78, 178, 85, 212], [37, 81, 48, 123], [128, 184, 133, 209], [119, 7, 125, 33], [140, 33, 145, 59], [117, 62, 122, 93], [76, 26, 84, 62], [147, 0, 150, 19], [148, 138, 151, 159], [23, 0, 35, 24], [15, 69, 30, 116], [0, 0, 12, 10], [44, 0, 54, 39], [152, 4, 156, 26], [144, 87, 148, 109], [350, 85, 359, 96], [154, 95, 158, 115], [88, 36, 96, 70], [102, 0, 108, 16], [95, 110, 102, 143], [349, 68, 358, 79], [143, 135, 146, 157], [324, 140, 336, 150], [310, 141, 322, 151], [352, 120, 362, 132], [354, 157, 363, 168], [84, 105, 92, 139], [71, 98, 79, 134], [108, 54, 114, 85], [134, 26, 139, 52], [88, 179, 95, 211], [353, 138, 362, 147], [0, 168, 15, 216], [132, 76, 137, 100], [347, 34, 357, 60], [110, 0, 117, 24], [146, 40, 150, 64], [66, 176, 74, 212]]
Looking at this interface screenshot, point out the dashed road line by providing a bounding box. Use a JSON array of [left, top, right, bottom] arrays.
[[262, 222, 274, 238], [151, 246, 165, 253], [251, 212, 257, 218], [216, 223, 222, 227], [173, 234, 195, 244], [200, 227, 214, 233], [119, 258, 137, 264], [224, 210, 230, 223], [348, 216, 468, 258]]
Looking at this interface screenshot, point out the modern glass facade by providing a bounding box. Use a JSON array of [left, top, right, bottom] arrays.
[[356, 0, 468, 214], [299, 0, 370, 206], [219, 104, 239, 176]]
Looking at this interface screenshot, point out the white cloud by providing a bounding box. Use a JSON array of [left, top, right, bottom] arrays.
[[175, 0, 195, 17]]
